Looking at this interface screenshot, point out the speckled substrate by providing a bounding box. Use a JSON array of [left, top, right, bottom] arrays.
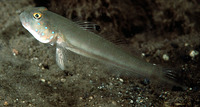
[[0, 0, 199, 106]]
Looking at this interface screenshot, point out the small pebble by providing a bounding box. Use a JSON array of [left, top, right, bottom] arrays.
[[79, 97, 83, 100], [4, 101, 8, 106], [112, 101, 117, 105], [162, 54, 169, 61], [40, 78, 45, 82], [141, 53, 145, 57], [119, 78, 123, 82], [89, 96, 93, 100], [12, 49, 18, 56], [61, 78, 66, 82], [189, 50, 199, 59], [184, 43, 189, 47]]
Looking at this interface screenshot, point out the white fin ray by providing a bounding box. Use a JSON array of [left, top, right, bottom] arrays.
[[75, 21, 101, 32], [56, 46, 65, 70]]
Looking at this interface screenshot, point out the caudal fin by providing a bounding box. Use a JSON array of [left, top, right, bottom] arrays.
[[162, 68, 188, 90]]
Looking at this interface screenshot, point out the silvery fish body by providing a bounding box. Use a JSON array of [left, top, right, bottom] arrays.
[[19, 7, 185, 88]]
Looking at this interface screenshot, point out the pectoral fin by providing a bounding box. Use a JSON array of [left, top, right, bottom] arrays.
[[56, 46, 65, 70]]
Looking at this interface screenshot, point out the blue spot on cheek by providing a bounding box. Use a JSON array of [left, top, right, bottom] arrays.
[[35, 29, 38, 32], [42, 33, 44, 36], [52, 31, 55, 34], [45, 27, 47, 29], [37, 23, 40, 25], [50, 36, 54, 39]]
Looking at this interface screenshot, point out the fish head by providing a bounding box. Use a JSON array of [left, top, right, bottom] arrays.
[[20, 7, 56, 44]]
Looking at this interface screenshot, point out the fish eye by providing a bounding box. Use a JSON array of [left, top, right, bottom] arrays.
[[33, 12, 42, 20]]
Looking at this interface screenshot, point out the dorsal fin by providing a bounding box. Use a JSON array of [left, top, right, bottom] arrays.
[[75, 21, 101, 33]]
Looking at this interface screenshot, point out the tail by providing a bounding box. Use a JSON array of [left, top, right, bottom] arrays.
[[161, 68, 188, 90]]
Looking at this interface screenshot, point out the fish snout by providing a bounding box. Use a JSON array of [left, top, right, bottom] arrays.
[[19, 11, 29, 28]]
